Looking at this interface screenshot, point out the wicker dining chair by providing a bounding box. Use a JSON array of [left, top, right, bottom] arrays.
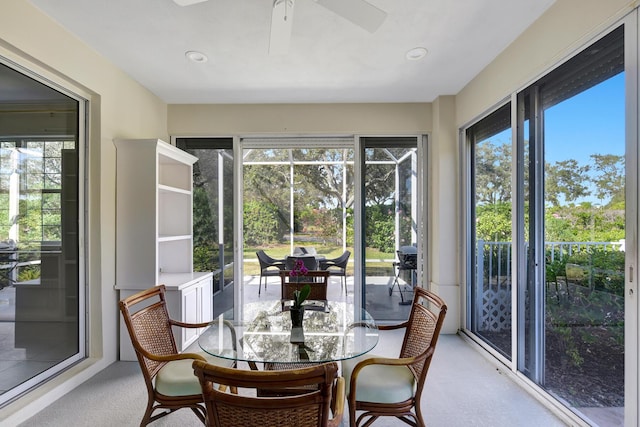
[[193, 360, 345, 427], [280, 270, 330, 305], [341, 287, 447, 427], [245, 270, 332, 378], [119, 285, 236, 426]]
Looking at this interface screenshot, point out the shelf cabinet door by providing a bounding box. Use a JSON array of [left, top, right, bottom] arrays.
[[182, 285, 200, 345]]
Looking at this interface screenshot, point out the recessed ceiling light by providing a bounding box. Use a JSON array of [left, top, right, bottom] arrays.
[[173, 0, 208, 5], [406, 47, 428, 61], [185, 50, 208, 63]]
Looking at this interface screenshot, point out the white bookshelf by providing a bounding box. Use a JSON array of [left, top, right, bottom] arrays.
[[114, 139, 212, 360]]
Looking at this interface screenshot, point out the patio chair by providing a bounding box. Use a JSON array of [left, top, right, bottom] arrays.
[[119, 285, 237, 426], [193, 360, 345, 427], [389, 249, 418, 305], [342, 287, 447, 427], [256, 250, 286, 296], [293, 246, 318, 256], [319, 250, 350, 294], [286, 254, 319, 271]]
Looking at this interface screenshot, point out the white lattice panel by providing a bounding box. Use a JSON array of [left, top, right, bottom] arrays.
[[481, 288, 511, 332]]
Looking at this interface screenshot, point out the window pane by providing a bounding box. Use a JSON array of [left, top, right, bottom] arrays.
[[0, 139, 79, 402], [467, 27, 626, 423], [362, 138, 419, 321], [242, 144, 353, 306], [0, 61, 82, 406], [520, 26, 625, 422], [176, 139, 235, 315], [541, 71, 625, 418], [467, 103, 512, 358]]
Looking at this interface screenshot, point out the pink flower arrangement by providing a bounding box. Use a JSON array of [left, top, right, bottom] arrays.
[[290, 258, 309, 276]]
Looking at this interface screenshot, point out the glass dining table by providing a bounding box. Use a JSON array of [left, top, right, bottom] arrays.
[[198, 300, 379, 364]]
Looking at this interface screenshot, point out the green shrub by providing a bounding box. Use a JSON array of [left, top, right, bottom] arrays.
[[17, 266, 40, 282], [243, 200, 285, 245], [193, 245, 214, 273], [566, 248, 625, 296], [365, 205, 395, 253]]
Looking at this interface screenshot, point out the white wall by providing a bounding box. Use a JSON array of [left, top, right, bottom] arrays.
[[429, 96, 459, 334], [456, 0, 633, 126], [0, 1, 168, 424], [169, 103, 432, 135]]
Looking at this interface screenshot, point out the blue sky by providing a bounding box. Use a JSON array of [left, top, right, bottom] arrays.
[[545, 72, 625, 204], [545, 72, 625, 165], [485, 72, 625, 166], [483, 72, 625, 205]]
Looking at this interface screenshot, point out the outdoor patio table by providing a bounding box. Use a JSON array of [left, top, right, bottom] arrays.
[[285, 254, 326, 271], [198, 300, 379, 364]]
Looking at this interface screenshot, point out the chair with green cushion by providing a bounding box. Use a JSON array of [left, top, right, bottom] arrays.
[[193, 360, 345, 427], [119, 285, 237, 426], [342, 287, 447, 427]]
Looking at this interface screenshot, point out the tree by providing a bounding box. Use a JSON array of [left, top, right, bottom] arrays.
[[545, 159, 590, 206], [591, 154, 624, 206], [475, 141, 511, 205], [363, 163, 395, 206], [475, 202, 511, 242], [243, 199, 284, 245], [243, 163, 290, 233], [294, 151, 353, 210]]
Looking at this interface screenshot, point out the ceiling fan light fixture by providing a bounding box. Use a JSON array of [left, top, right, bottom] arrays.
[[406, 47, 428, 61], [185, 50, 208, 63], [269, 0, 295, 55]]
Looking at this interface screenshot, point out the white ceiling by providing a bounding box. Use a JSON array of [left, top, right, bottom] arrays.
[[27, 0, 556, 104]]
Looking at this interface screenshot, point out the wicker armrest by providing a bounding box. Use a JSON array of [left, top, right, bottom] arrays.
[[377, 319, 410, 331], [352, 354, 417, 373], [135, 347, 207, 363], [170, 318, 211, 329], [349, 348, 433, 381], [329, 376, 346, 427], [173, 352, 208, 362]]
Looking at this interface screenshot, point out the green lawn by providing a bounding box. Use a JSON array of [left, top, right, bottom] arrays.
[[242, 243, 394, 276]]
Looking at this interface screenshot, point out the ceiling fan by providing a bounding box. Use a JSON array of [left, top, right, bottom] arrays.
[[172, 0, 387, 55]]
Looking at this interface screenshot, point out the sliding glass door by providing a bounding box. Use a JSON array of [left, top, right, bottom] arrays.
[[0, 61, 84, 405], [518, 26, 625, 419], [361, 137, 420, 321], [468, 104, 512, 358], [466, 25, 626, 424], [176, 138, 235, 315], [178, 135, 425, 322], [240, 138, 354, 305]]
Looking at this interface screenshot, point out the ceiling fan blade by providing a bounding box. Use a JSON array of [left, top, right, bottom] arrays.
[[173, 0, 208, 6], [315, 0, 386, 33], [269, 0, 295, 55]]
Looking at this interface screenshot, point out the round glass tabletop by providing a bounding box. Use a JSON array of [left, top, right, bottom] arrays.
[[198, 300, 379, 364]]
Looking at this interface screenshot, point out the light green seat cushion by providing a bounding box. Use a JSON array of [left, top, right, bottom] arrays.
[[342, 354, 415, 404], [156, 352, 235, 397]]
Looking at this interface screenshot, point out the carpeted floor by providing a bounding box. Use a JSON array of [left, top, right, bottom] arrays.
[[17, 333, 566, 427]]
